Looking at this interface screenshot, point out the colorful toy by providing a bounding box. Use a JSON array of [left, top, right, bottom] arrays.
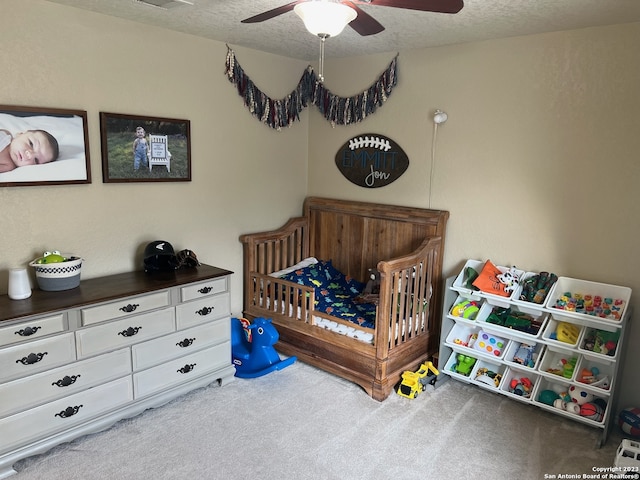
[[577, 367, 611, 390], [396, 361, 439, 399], [511, 343, 535, 367], [580, 402, 604, 422], [538, 389, 560, 406], [619, 407, 640, 438], [554, 398, 580, 414], [450, 300, 480, 319], [231, 317, 296, 378], [568, 385, 594, 405], [519, 271, 558, 304], [497, 266, 521, 293], [508, 376, 533, 397], [581, 328, 619, 356], [545, 356, 577, 379], [452, 354, 476, 376], [474, 367, 502, 387], [472, 330, 506, 357], [552, 291, 626, 321], [34, 250, 66, 264], [550, 322, 581, 345]]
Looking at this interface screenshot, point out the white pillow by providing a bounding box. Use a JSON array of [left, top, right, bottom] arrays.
[[269, 257, 318, 278]]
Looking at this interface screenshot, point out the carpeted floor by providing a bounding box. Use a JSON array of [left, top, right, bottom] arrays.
[[12, 361, 625, 479]]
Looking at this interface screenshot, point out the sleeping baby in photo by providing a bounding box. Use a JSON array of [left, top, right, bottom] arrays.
[[0, 128, 59, 173]]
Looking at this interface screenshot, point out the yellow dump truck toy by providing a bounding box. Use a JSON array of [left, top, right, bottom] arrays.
[[396, 361, 439, 399]]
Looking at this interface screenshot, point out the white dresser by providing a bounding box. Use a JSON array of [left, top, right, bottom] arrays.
[[0, 265, 235, 478]]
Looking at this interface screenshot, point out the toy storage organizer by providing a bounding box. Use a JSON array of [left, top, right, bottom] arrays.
[[439, 260, 633, 447]]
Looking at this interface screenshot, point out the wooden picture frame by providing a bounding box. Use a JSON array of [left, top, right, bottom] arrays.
[[0, 105, 91, 187], [100, 112, 191, 183]]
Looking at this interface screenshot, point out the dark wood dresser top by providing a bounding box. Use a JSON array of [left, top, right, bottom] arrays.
[[0, 264, 233, 323]]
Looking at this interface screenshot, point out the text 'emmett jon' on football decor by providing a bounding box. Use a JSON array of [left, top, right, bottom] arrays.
[[335, 134, 409, 188]]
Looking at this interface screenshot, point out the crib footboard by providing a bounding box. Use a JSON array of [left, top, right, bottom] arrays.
[[373, 236, 444, 393]]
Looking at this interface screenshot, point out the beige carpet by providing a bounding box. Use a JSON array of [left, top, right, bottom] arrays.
[[13, 361, 625, 479]]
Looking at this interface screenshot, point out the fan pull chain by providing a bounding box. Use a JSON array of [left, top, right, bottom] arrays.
[[318, 34, 327, 84]]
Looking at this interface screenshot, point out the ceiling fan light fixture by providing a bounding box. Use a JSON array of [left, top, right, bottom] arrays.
[[294, 1, 357, 38]]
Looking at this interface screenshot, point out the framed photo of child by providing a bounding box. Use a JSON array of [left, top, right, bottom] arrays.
[[99, 112, 191, 183], [0, 105, 91, 187]]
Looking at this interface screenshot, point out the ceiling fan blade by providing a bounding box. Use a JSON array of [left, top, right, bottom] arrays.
[[343, 2, 385, 36], [241, 1, 303, 23], [359, 0, 463, 14]]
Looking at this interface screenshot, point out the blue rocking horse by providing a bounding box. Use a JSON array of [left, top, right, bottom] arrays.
[[231, 317, 296, 378]]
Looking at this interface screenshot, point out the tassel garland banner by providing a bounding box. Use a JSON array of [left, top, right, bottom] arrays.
[[225, 46, 398, 130]]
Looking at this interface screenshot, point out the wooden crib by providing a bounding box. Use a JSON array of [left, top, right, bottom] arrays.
[[239, 197, 449, 400]]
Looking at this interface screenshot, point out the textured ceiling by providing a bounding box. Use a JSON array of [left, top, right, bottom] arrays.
[[45, 0, 640, 60]]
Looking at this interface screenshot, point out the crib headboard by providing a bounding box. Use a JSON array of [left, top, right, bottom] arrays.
[[304, 197, 449, 283]]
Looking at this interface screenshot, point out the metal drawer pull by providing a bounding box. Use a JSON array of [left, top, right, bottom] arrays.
[[55, 405, 83, 418], [198, 286, 213, 294], [119, 303, 140, 313], [177, 363, 196, 374], [15, 326, 41, 337], [196, 306, 214, 316], [16, 352, 48, 365], [176, 338, 195, 348], [118, 326, 142, 337], [52, 375, 81, 387]]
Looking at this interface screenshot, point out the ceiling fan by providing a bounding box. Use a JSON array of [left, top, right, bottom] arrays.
[[241, 0, 464, 37]]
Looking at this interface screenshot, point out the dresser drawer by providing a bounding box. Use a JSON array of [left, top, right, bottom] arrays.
[[0, 348, 131, 418], [81, 290, 171, 326], [175, 292, 230, 329], [76, 308, 175, 358], [133, 342, 230, 399], [0, 333, 76, 383], [132, 319, 229, 371], [0, 314, 65, 348], [180, 276, 228, 302], [0, 376, 133, 454]]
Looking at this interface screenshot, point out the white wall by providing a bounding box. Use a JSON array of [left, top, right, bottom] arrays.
[[308, 24, 640, 407], [0, 0, 309, 315]]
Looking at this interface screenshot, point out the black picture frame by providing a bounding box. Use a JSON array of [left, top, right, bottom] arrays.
[[0, 105, 91, 187], [100, 112, 191, 183]]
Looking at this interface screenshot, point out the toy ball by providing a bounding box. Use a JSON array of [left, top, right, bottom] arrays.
[[618, 407, 640, 437], [538, 389, 560, 406], [580, 402, 604, 422], [569, 385, 594, 405]]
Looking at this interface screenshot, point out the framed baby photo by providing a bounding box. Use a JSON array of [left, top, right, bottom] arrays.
[[100, 112, 191, 183], [0, 105, 91, 187]]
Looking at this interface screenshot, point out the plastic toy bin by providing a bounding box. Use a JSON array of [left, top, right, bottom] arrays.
[[511, 271, 557, 314], [444, 351, 478, 381], [447, 295, 483, 322], [475, 302, 547, 340], [500, 367, 538, 400], [503, 341, 544, 370], [445, 323, 480, 348], [452, 259, 523, 306], [542, 318, 584, 349], [579, 327, 621, 360], [471, 359, 506, 390], [545, 276, 631, 324], [533, 376, 609, 426], [574, 356, 614, 393], [537, 345, 580, 382]]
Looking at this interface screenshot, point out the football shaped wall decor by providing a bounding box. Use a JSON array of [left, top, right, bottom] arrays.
[[335, 134, 409, 188]]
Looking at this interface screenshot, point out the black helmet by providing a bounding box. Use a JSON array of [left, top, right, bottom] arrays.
[[143, 240, 178, 273]]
